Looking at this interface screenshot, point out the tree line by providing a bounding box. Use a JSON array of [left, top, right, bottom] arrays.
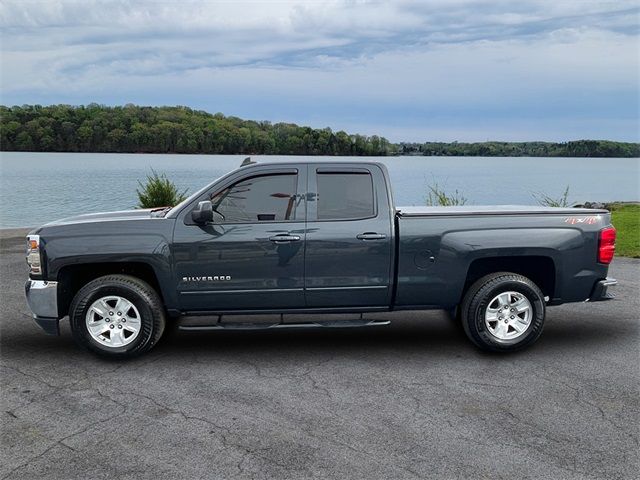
[[397, 140, 639, 158], [1, 104, 638, 157], [0, 104, 392, 156]]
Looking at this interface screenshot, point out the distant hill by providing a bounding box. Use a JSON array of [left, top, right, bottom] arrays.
[[1, 104, 638, 157]]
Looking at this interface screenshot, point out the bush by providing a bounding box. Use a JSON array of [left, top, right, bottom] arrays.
[[136, 170, 188, 208]]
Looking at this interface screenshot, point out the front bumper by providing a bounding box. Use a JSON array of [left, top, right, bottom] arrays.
[[587, 277, 617, 302], [25, 280, 60, 335]]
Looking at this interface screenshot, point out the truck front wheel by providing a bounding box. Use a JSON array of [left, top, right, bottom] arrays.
[[460, 272, 546, 352], [69, 275, 166, 359]]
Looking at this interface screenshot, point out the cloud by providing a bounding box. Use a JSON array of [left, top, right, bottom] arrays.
[[1, 0, 638, 141]]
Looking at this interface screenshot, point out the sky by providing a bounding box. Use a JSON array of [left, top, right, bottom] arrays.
[[1, 0, 639, 142]]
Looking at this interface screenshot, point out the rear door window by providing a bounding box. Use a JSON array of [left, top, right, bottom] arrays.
[[316, 172, 375, 220]]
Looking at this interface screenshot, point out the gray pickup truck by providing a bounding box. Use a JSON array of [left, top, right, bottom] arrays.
[[25, 161, 617, 358]]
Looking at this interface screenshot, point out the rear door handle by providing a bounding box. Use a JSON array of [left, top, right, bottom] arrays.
[[356, 232, 386, 241], [269, 234, 301, 244]]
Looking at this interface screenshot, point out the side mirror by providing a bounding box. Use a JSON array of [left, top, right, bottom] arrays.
[[191, 201, 214, 224]]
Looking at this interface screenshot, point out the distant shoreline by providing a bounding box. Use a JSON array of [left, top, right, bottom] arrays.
[[2, 105, 639, 158], [0, 227, 31, 239], [2, 151, 639, 159]]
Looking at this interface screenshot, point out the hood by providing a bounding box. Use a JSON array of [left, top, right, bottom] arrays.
[[33, 208, 161, 231]]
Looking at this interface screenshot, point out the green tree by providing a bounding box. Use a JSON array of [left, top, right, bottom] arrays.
[[15, 131, 34, 150]]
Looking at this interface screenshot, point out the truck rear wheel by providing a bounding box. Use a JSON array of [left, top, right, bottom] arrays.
[[69, 275, 166, 359], [460, 272, 545, 352]]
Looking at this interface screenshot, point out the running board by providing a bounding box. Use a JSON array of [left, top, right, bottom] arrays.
[[178, 319, 390, 331]]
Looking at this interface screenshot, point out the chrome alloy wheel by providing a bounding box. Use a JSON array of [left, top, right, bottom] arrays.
[[85, 296, 141, 347], [484, 291, 532, 340]]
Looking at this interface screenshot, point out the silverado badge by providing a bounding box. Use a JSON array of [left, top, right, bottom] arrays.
[[182, 276, 232, 282]]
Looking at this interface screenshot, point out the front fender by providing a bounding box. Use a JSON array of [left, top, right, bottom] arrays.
[[39, 219, 177, 309]]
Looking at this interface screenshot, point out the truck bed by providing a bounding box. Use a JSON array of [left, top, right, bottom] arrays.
[[394, 204, 611, 309], [396, 205, 608, 217]]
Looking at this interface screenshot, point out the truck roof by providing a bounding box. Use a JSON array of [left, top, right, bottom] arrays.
[[236, 159, 387, 168]]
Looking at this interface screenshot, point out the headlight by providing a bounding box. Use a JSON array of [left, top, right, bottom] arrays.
[[26, 235, 42, 275]]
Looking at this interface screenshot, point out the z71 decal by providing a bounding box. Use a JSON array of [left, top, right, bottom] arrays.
[[564, 216, 599, 225]]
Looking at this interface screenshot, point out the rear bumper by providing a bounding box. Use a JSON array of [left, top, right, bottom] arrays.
[[587, 277, 617, 302], [25, 280, 60, 335]]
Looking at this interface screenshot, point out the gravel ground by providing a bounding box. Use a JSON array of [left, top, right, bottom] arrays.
[[1, 229, 638, 479]]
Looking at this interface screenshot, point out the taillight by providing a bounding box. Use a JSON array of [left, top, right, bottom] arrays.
[[598, 227, 616, 264]]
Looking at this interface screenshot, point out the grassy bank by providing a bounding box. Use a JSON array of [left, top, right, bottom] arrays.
[[610, 204, 640, 258]]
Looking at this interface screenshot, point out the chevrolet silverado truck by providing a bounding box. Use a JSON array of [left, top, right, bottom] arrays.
[[25, 161, 617, 358]]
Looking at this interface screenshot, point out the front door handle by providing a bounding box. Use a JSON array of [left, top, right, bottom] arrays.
[[356, 232, 386, 241], [269, 234, 301, 244]]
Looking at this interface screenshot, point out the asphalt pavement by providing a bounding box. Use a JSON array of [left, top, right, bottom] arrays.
[[1, 229, 638, 479]]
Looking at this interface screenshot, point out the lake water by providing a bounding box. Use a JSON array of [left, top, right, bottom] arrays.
[[1, 152, 638, 228]]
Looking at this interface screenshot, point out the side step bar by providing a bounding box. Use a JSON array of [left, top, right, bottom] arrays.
[[178, 318, 390, 331]]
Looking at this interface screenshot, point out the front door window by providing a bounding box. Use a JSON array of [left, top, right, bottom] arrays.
[[211, 174, 299, 223]]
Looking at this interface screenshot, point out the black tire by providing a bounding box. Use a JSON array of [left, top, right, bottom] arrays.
[[69, 275, 166, 359], [460, 272, 545, 352]]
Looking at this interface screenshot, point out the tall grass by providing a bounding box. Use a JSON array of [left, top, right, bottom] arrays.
[[532, 185, 571, 207], [425, 182, 468, 206]]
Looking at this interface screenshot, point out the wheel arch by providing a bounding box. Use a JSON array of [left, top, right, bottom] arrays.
[[57, 262, 164, 318], [461, 255, 556, 303]]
